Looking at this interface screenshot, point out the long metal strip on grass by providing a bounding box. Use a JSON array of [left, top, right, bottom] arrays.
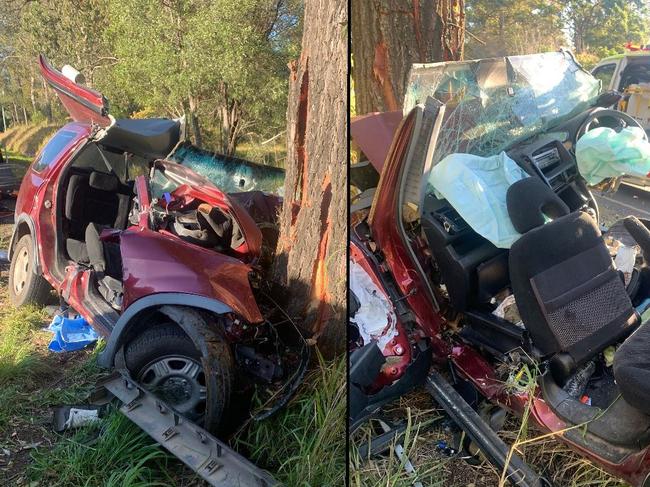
[[425, 371, 548, 487], [98, 372, 279, 487]]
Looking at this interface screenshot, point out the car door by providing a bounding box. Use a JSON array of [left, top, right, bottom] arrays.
[[14, 124, 89, 285], [38, 54, 112, 127]]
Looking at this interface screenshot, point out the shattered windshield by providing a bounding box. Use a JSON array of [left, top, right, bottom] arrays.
[[403, 51, 601, 167], [168, 142, 286, 196]]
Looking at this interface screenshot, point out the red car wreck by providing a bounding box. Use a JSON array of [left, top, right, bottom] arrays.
[[9, 55, 306, 436], [350, 51, 650, 486]]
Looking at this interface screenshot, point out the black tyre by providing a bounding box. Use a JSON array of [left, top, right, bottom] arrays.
[[124, 323, 233, 435], [9, 233, 52, 307]]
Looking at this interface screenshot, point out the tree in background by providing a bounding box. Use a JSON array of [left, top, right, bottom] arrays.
[[563, 0, 649, 58], [465, 0, 650, 67], [0, 0, 301, 158], [465, 0, 564, 58], [351, 0, 465, 115], [105, 0, 300, 153], [272, 0, 347, 355]]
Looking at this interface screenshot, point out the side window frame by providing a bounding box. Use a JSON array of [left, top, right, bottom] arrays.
[[31, 129, 79, 174], [592, 63, 617, 90]]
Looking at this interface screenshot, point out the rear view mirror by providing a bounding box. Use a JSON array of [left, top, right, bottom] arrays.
[[596, 90, 622, 108]]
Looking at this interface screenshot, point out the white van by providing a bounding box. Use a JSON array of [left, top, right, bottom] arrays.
[[592, 51, 650, 130]]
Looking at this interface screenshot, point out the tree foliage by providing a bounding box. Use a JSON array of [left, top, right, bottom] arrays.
[[0, 0, 301, 156], [466, 0, 650, 63], [465, 0, 564, 58]]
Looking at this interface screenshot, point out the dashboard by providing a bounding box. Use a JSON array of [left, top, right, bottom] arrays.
[[506, 128, 597, 218]]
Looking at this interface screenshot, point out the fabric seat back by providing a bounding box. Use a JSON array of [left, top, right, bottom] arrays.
[[507, 178, 637, 376]]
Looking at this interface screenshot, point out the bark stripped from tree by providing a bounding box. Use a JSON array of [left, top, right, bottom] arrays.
[[352, 0, 465, 115], [272, 0, 347, 356]]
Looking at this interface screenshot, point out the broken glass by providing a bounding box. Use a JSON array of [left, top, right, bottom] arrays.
[[169, 142, 285, 195], [404, 51, 601, 168]]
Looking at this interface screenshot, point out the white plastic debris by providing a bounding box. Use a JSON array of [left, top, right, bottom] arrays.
[[64, 408, 101, 430], [61, 65, 86, 85], [349, 259, 398, 349], [614, 244, 637, 286], [493, 294, 516, 319]]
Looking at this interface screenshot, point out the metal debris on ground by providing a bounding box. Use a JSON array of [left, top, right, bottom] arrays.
[[93, 371, 279, 487], [377, 419, 423, 487]]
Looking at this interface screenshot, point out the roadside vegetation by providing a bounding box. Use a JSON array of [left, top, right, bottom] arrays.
[[0, 0, 303, 163], [349, 389, 626, 487], [0, 268, 345, 485]]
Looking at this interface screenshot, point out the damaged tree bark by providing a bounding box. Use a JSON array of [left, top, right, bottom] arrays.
[[271, 0, 347, 357], [351, 0, 465, 115]]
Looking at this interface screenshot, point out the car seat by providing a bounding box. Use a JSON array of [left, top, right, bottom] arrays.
[[85, 223, 123, 309], [507, 177, 638, 383], [65, 170, 131, 264]]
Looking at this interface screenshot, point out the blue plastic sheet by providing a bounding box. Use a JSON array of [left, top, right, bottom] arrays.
[[47, 315, 99, 353], [429, 151, 528, 248]]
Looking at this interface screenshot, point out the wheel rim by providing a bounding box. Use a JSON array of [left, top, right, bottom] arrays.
[[137, 355, 207, 419], [13, 247, 30, 295]]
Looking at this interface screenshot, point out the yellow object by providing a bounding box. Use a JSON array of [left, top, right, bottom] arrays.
[[603, 346, 616, 368], [619, 83, 650, 129]]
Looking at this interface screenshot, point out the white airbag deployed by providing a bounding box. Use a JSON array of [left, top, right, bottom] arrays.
[[428, 151, 527, 248]]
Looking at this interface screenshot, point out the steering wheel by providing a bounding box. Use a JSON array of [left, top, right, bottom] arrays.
[[576, 108, 647, 143]]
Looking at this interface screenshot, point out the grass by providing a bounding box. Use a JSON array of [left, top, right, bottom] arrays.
[[0, 303, 50, 387], [235, 353, 346, 486], [236, 140, 287, 168], [28, 411, 175, 487], [0, 123, 59, 157], [350, 404, 447, 487], [349, 367, 629, 487]]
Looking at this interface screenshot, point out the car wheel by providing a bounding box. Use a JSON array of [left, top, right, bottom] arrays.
[[9, 233, 53, 307], [124, 323, 233, 435]]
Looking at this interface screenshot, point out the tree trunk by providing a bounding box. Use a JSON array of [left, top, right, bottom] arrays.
[[351, 0, 465, 115], [188, 95, 202, 148], [42, 79, 53, 122], [30, 75, 37, 114], [574, 22, 585, 54], [218, 83, 242, 156], [271, 0, 347, 356]]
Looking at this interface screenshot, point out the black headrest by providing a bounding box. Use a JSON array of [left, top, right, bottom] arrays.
[[507, 177, 570, 234], [89, 171, 118, 192]]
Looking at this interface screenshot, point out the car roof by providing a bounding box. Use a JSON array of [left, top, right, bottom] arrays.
[[599, 52, 650, 63]]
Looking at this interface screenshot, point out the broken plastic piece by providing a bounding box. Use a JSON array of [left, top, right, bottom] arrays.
[[47, 314, 99, 353], [52, 405, 103, 432], [615, 245, 637, 286], [576, 126, 650, 185]]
